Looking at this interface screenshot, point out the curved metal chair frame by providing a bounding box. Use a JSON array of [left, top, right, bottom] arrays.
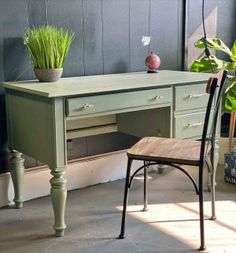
[[118, 70, 227, 251]]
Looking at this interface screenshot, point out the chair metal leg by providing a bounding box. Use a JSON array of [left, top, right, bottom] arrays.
[[118, 158, 133, 239], [210, 148, 216, 220], [210, 157, 216, 220], [143, 161, 148, 211], [205, 156, 216, 220], [210, 172, 216, 220], [199, 165, 206, 251]]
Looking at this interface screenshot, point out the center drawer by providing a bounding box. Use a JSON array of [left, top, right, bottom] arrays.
[[66, 87, 171, 117]]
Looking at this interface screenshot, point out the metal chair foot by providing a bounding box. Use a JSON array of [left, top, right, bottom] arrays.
[[210, 215, 216, 220], [199, 245, 206, 251], [118, 234, 125, 239], [142, 207, 148, 212]]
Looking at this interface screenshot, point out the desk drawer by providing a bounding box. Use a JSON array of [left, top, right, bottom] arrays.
[[175, 83, 208, 111], [66, 88, 171, 117], [174, 111, 212, 139]]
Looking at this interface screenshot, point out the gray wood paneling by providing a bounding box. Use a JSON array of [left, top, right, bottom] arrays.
[[0, 0, 32, 171], [102, 0, 130, 74], [0, 0, 31, 81], [27, 0, 47, 27], [0, 94, 8, 172], [187, 0, 236, 64], [130, 0, 150, 72], [215, 0, 236, 45], [3, 38, 32, 81], [47, 0, 84, 77], [83, 0, 103, 75], [150, 0, 183, 70], [187, 0, 236, 46]]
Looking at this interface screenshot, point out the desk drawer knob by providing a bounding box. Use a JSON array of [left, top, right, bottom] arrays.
[[83, 103, 94, 109], [153, 95, 164, 100], [188, 93, 207, 99], [187, 122, 204, 128]]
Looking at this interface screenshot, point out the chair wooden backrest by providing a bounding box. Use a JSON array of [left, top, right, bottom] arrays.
[[200, 70, 227, 166]]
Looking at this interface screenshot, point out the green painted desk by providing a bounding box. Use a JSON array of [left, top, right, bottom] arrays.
[[1, 70, 212, 236]]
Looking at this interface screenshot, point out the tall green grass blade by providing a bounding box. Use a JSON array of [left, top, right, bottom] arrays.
[[24, 26, 74, 69]]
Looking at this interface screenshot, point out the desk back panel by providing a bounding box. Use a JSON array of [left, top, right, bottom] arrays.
[[117, 107, 171, 138]]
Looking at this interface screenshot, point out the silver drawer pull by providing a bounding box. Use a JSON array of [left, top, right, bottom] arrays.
[[83, 103, 94, 109], [188, 93, 207, 99], [187, 122, 204, 128], [153, 95, 164, 100]]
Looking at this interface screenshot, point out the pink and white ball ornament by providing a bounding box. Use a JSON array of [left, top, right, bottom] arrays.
[[145, 51, 161, 73]]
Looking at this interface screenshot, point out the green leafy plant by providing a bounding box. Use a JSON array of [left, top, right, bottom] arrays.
[[190, 37, 236, 113], [23, 25, 74, 69]]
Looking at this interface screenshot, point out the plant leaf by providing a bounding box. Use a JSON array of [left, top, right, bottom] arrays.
[[195, 37, 232, 57], [230, 40, 236, 62], [189, 55, 226, 73], [23, 26, 74, 69], [224, 77, 236, 113]]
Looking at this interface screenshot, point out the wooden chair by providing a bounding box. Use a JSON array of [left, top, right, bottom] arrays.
[[118, 70, 227, 251]]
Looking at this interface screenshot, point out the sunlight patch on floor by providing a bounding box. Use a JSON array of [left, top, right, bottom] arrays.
[[117, 201, 236, 252]]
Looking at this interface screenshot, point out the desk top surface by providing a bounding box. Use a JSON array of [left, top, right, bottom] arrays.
[[1, 70, 210, 98]]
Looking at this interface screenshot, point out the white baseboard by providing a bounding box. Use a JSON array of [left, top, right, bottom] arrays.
[[0, 151, 142, 208], [0, 172, 12, 207]]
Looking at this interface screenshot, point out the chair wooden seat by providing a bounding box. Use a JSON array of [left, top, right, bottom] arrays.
[[127, 137, 210, 166]]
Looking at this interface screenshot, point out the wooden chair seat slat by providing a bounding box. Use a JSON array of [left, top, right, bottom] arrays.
[[127, 137, 210, 166]]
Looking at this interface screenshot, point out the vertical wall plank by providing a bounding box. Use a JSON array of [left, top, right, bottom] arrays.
[[27, 0, 47, 27], [102, 0, 130, 74], [130, 0, 150, 72], [0, 94, 8, 172], [47, 0, 84, 77], [187, 0, 236, 44], [187, 0, 236, 67], [0, 0, 31, 81], [0, 0, 36, 172], [150, 0, 183, 70], [83, 0, 103, 75], [215, 0, 236, 45]]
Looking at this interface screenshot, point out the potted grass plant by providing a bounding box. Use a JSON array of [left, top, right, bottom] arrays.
[[24, 25, 74, 82]]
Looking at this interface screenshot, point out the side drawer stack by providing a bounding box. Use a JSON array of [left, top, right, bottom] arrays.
[[174, 83, 210, 139]]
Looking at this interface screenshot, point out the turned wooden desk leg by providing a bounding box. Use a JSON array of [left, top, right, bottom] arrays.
[[10, 151, 24, 209], [50, 169, 67, 237]]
